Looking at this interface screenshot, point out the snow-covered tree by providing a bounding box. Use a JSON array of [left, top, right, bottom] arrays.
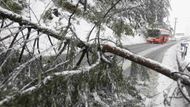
[[0, 0, 189, 107]]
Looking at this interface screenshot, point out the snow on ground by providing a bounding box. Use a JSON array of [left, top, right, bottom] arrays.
[[22, 1, 190, 106], [121, 34, 146, 45], [74, 18, 146, 45], [21, 0, 147, 54], [0, 0, 147, 57], [4, 0, 190, 106], [24, 0, 54, 23], [169, 41, 190, 107], [145, 40, 190, 107], [122, 42, 176, 77], [145, 44, 178, 107]]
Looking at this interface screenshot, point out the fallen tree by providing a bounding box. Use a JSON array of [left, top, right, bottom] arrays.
[[0, 6, 189, 85], [0, 3, 189, 106]]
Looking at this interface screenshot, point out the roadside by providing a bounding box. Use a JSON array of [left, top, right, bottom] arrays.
[[120, 41, 179, 107], [145, 44, 178, 107], [122, 41, 176, 77], [146, 40, 190, 107], [171, 40, 190, 107]]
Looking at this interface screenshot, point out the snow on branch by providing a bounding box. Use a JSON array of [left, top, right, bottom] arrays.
[[102, 44, 190, 86], [0, 45, 58, 89], [0, 6, 91, 49], [1, 6, 190, 85], [1, 5, 190, 105], [0, 52, 101, 106], [0, 6, 62, 40]]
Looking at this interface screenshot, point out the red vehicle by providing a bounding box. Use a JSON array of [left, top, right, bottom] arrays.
[[146, 28, 171, 43]]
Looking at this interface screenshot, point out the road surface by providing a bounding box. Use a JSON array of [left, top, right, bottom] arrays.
[[126, 41, 177, 62], [122, 41, 177, 76], [124, 41, 178, 106]]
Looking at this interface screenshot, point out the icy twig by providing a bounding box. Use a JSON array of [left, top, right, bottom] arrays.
[[0, 52, 101, 106]]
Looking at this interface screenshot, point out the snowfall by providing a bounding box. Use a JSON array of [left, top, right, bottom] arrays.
[[1, 0, 190, 106]]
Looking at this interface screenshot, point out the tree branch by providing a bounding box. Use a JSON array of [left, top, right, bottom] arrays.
[[102, 44, 190, 85], [0, 6, 63, 40], [0, 5, 190, 106], [0, 6, 189, 86], [0, 52, 101, 106]]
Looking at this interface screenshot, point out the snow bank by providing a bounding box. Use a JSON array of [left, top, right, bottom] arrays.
[[26, 0, 146, 46], [121, 34, 146, 45]]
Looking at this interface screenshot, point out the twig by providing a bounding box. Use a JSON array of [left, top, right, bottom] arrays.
[[103, 0, 122, 18], [74, 48, 87, 69], [0, 52, 101, 106], [47, 35, 57, 54], [0, 17, 4, 28], [19, 28, 32, 62], [0, 45, 58, 88]]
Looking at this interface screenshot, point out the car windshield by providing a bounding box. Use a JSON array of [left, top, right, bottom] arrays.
[[147, 29, 160, 37]]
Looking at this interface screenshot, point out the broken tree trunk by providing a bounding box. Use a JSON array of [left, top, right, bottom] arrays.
[[0, 6, 190, 105], [102, 44, 190, 85], [0, 6, 189, 85]]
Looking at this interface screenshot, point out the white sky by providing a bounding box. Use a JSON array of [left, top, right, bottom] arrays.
[[170, 0, 190, 36]]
